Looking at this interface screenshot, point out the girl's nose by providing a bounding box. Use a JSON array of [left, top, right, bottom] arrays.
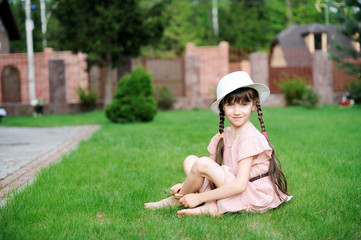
[[234, 104, 241, 114]]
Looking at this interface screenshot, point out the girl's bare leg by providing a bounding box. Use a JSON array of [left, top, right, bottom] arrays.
[[183, 155, 198, 175], [144, 155, 199, 209], [144, 196, 181, 209], [178, 157, 225, 196], [177, 157, 225, 216]]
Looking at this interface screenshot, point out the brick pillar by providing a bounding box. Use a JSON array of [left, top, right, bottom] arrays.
[[89, 65, 100, 97], [250, 51, 285, 107], [184, 55, 200, 99], [313, 51, 333, 104], [184, 55, 200, 109], [174, 55, 200, 110], [48, 59, 67, 114], [250, 52, 269, 86]]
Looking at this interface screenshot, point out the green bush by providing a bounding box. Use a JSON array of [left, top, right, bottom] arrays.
[[278, 76, 308, 105], [278, 76, 320, 107], [105, 67, 157, 123], [348, 80, 361, 104], [294, 86, 320, 108], [77, 87, 97, 110], [154, 86, 175, 110]]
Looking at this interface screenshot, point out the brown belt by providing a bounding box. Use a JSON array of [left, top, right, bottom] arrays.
[[249, 172, 269, 182]]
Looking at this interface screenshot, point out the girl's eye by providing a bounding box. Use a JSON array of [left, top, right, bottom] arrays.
[[227, 103, 233, 107]]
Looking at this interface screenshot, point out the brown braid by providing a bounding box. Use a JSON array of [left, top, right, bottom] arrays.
[[256, 101, 266, 133], [256, 101, 289, 199], [216, 109, 225, 166], [211, 108, 225, 190]]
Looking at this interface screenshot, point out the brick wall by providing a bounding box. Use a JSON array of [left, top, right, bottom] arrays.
[[332, 60, 360, 91], [269, 66, 313, 93], [185, 42, 229, 98], [0, 48, 88, 106]]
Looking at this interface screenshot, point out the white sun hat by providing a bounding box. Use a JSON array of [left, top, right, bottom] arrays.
[[210, 71, 270, 114]]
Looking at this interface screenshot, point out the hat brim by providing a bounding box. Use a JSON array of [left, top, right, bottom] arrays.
[[210, 83, 270, 115]]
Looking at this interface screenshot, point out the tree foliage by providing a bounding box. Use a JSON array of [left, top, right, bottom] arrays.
[[291, 0, 326, 25], [53, 0, 167, 62], [219, 0, 282, 50], [331, 0, 361, 80], [9, 0, 337, 56], [9, 0, 44, 52], [51, 0, 168, 105], [144, 0, 334, 55]]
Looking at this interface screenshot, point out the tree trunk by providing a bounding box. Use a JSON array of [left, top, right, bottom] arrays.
[[104, 52, 113, 107]]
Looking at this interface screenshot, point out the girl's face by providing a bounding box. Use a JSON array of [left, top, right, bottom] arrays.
[[223, 100, 256, 129]]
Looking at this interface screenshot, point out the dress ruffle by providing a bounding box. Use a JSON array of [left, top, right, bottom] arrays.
[[236, 135, 272, 164]]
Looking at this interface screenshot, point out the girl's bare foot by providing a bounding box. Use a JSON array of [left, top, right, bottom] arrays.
[[177, 202, 221, 216], [144, 196, 181, 209]]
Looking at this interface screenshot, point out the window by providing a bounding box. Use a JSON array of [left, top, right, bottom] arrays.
[[314, 33, 322, 50]]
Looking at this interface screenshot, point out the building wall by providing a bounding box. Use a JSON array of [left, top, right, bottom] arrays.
[[0, 48, 88, 106], [303, 33, 327, 53], [270, 45, 287, 67], [304, 33, 314, 53]]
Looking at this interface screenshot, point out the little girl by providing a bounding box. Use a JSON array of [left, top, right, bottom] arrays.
[[145, 71, 292, 216]]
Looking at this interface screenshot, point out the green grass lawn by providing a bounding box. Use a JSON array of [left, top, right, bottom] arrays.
[[1, 106, 360, 239]]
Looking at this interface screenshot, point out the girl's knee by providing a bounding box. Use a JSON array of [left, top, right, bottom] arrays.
[[192, 157, 213, 174], [184, 155, 199, 174], [184, 155, 198, 164]]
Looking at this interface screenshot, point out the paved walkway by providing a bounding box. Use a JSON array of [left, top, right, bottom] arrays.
[[0, 125, 100, 200]]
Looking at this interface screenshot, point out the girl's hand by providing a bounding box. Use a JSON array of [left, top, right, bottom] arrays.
[[170, 183, 183, 194], [178, 193, 203, 208]]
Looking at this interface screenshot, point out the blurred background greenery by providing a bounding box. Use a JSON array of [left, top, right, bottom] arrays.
[[9, 0, 337, 56]]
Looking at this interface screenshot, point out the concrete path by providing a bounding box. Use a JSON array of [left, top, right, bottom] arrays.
[[0, 125, 100, 201]]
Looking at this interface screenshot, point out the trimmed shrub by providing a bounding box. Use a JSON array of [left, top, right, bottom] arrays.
[[154, 86, 175, 110], [278, 76, 320, 107], [294, 86, 320, 108], [278, 76, 308, 105], [77, 87, 97, 110], [105, 67, 157, 123]]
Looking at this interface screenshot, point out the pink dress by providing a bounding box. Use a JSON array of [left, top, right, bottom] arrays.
[[206, 125, 292, 214]]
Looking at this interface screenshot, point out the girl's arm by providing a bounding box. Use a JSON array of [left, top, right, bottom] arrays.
[[178, 156, 253, 207]]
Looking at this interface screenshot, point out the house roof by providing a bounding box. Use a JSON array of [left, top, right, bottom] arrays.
[[0, 0, 21, 40], [271, 23, 356, 66]]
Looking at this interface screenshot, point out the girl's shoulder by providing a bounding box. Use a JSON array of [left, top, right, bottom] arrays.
[[234, 125, 272, 163]]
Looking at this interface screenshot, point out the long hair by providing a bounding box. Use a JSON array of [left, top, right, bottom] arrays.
[[211, 87, 290, 199]]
